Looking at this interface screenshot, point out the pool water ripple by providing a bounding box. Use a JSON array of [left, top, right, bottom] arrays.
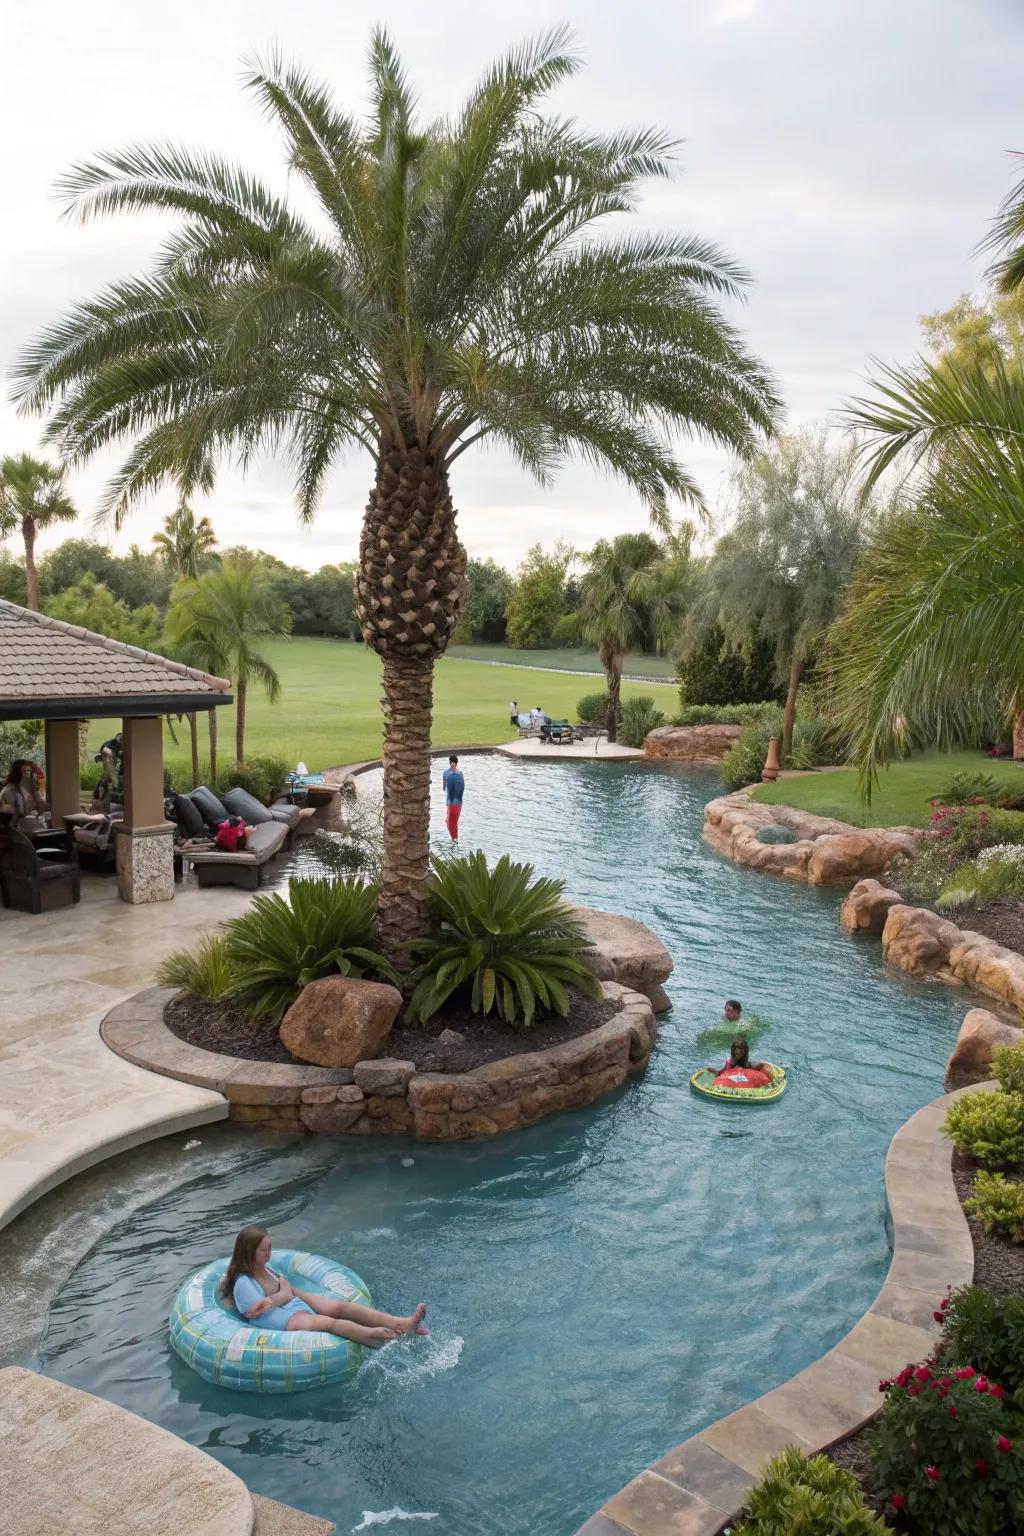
[[39, 758, 966, 1535]]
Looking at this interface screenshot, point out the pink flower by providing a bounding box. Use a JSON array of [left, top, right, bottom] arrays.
[[940, 1295, 949, 1310], [973, 1376, 990, 1392], [998, 1436, 1012, 1455], [955, 1367, 976, 1380], [891, 1493, 906, 1510], [933, 1311, 944, 1322], [925, 1465, 940, 1483], [948, 1404, 958, 1419]]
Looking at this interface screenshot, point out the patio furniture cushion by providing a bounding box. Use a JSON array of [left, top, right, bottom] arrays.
[[189, 786, 230, 831], [183, 818, 288, 866], [269, 801, 302, 831], [173, 793, 206, 838], [221, 787, 275, 825]]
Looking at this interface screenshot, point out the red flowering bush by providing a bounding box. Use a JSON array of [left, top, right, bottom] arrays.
[[869, 1362, 1024, 1533]]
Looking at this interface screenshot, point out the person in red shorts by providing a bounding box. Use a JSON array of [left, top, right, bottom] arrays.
[[709, 1036, 772, 1090], [441, 754, 465, 841]]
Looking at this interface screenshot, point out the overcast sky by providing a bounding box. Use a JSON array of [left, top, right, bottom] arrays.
[[2, 0, 1021, 572]]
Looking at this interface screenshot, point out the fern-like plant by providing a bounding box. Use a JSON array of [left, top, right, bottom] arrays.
[[406, 851, 601, 1026], [224, 878, 399, 1022], [964, 1172, 1024, 1244], [731, 1446, 887, 1535], [156, 933, 239, 1000]]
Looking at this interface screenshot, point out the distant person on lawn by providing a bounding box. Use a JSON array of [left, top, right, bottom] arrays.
[[509, 698, 518, 725], [442, 754, 465, 841]]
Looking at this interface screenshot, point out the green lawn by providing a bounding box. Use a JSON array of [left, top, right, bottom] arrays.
[[135, 636, 679, 776], [751, 750, 1024, 827], [446, 642, 677, 679]]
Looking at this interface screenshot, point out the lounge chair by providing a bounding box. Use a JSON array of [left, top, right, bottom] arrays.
[[180, 820, 290, 890], [0, 816, 80, 914]]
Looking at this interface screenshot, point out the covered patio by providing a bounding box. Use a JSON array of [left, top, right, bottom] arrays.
[[0, 598, 232, 905]]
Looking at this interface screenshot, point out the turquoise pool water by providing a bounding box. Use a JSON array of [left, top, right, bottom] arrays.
[[40, 757, 966, 1535]]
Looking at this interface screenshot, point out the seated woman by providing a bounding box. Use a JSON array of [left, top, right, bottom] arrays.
[[223, 1225, 429, 1348], [710, 1037, 773, 1090], [0, 760, 48, 834]]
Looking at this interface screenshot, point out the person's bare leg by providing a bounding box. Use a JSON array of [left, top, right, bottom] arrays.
[[286, 1311, 396, 1347], [294, 1290, 428, 1335]]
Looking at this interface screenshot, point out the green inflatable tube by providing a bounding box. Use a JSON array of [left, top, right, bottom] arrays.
[[690, 1064, 787, 1104]]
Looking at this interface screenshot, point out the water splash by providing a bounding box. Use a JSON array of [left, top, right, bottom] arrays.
[[363, 1333, 464, 1392], [352, 1512, 439, 1531]]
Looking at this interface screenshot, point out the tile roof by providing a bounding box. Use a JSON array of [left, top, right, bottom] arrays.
[[0, 599, 231, 705]]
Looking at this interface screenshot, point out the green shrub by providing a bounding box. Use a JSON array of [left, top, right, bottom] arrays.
[[936, 857, 1024, 913], [156, 934, 239, 1001], [869, 1363, 1024, 1533], [993, 1042, 1024, 1095], [944, 1091, 1024, 1168], [215, 754, 291, 804], [224, 878, 398, 1022], [677, 624, 780, 708], [576, 692, 609, 725], [0, 720, 43, 780], [720, 713, 840, 792], [672, 701, 776, 727], [965, 1173, 1024, 1245], [731, 1446, 887, 1535], [406, 851, 602, 1026], [551, 611, 582, 646], [939, 1286, 1024, 1394], [933, 770, 1003, 806], [618, 695, 665, 748]]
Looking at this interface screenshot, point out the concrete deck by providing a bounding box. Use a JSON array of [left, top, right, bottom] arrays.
[[494, 736, 645, 760]]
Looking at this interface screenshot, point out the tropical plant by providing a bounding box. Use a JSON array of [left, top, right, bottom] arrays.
[[223, 879, 398, 1022], [936, 857, 1024, 913], [993, 1041, 1024, 1095], [720, 711, 839, 792], [575, 691, 610, 725], [934, 771, 1002, 806], [939, 1286, 1024, 1397], [405, 851, 601, 1026], [152, 502, 218, 577], [731, 1446, 887, 1536], [0, 453, 77, 609], [14, 31, 778, 957], [944, 1091, 1024, 1169], [165, 556, 289, 764], [618, 695, 664, 748], [156, 933, 239, 1001], [965, 1173, 1024, 1245]]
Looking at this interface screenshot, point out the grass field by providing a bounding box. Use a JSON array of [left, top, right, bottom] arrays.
[[137, 636, 679, 775], [446, 642, 677, 679], [751, 750, 1024, 827]]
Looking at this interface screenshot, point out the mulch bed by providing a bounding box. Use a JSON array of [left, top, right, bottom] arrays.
[[948, 895, 1024, 961], [164, 989, 619, 1073]]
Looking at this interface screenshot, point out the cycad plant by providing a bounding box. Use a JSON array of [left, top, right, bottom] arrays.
[[15, 30, 778, 955], [406, 851, 601, 1026]]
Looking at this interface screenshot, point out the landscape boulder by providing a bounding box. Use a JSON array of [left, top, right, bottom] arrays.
[[807, 831, 911, 886], [945, 1008, 1023, 1090], [839, 879, 905, 935], [881, 904, 961, 976], [280, 976, 402, 1068], [947, 931, 1024, 1010], [643, 724, 743, 765]]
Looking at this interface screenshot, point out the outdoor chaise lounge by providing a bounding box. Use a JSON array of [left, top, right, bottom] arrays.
[[177, 784, 299, 889]]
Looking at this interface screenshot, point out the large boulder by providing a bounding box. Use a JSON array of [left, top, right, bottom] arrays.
[[948, 931, 1024, 1011], [644, 724, 743, 764], [280, 976, 402, 1067], [807, 830, 911, 886], [945, 1008, 1023, 1090], [572, 907, 673, 1011], [881, 904, 961, 976], [840, 878, 905, 935]]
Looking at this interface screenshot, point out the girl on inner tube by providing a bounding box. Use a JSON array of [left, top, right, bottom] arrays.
[[708, 1037, 773, 1091]]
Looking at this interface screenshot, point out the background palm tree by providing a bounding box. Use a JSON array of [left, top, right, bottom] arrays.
[[0, 454, 77, 609], [16, 30, 778, 956], [152, 502, 218, 578], [165, 556, 290, 766]]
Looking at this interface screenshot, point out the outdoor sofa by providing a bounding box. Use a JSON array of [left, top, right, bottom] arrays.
[[176, 785, 300, 890]]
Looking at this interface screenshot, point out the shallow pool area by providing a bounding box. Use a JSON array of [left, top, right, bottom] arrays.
[[35, 757, 967, 1536]]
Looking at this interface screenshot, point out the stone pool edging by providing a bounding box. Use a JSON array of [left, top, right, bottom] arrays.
[[575, 1082, 986, 1536], [703, 789, 919, 886], [101, 981, 659, 1140]]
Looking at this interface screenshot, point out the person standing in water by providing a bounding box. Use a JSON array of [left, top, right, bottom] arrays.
[[442, 754, 465, 841]]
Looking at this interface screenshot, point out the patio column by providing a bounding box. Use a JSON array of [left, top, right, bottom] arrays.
[[114, 715, 174, 904], [44, 719, 83, 827]]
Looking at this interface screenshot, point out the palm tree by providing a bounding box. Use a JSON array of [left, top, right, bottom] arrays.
[[832, 357, 1024, 789], [152, 502, 218, 577], [0, 454, 77, 609], [580, 532, 692, 742], [15, 31, 778, 956], [165, 556, 290, 766]]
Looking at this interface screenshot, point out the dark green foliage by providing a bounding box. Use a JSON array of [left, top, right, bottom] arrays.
[[678, 625, 780, 707], [506, 544, 573, 650], [406, 851, 602, 1026], [156, 934, 238, 1000], [934, 771, 1003, 806], [0, 550, 26, 604], [939, 1286, 1024, 1396], [618, 695, 665, 748], [453, 558, 513, 643], [720, 713, 840, 791], [224, 879, 399, 1021], [43, 573, 162, 649], [0, 721, 43, 779], [731, 1446, 887, 1535], [576, 692, 610, 724], [214, 755, 291, 804], [673, 701, 777, 726], [944, 1091, 1024, 1168]]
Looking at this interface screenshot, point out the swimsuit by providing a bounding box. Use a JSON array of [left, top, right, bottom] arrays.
[[233, 1269, 315, 1330]]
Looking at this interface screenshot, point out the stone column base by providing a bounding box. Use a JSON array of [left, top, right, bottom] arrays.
[[115, 823, 175, 904]]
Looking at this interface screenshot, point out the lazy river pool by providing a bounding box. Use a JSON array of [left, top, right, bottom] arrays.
[[36, 757, 966, 1535]]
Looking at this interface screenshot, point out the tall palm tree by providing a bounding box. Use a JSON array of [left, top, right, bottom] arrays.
[[15, 31, 779, 955], [152, 502, 218, 577], [580, 532, 691, 742], [833, 357, 1024, 789], [0, 454, 77, 609], [165, 556, 290, 766]]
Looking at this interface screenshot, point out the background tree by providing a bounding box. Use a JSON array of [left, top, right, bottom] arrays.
[[17, 31, 778, 954], [165, 556, 290, 764], [506, 543, 575, 649], [452, 558, 514, 643], [677, 623, 780, 707], [920, 290, 1024, 378], [152, 502, 218, 577], [0, 454, 77, 609], [0, 551, 27, 605], [43, 571, 161, 648], [694, 429, 879, 763]]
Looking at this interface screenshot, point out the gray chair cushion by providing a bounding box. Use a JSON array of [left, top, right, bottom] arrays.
[[173, 793, 206, 838], [221, 787, 274, 825], [269, 801, 301, 830], [246, 821, 289, 856], [189, 786, 230, 830]]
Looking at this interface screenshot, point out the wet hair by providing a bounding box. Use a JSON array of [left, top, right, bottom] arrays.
[[724, 999, 742, 1015], [730, 1037, 750, 1067], [221, 1224, 268, 1296], [449, 754, 459, 765], [5, 759, 37, 787]]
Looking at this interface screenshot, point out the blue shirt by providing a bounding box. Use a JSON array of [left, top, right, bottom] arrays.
[[442, 768, 465, 805], [232, 1271, 312, 1330]]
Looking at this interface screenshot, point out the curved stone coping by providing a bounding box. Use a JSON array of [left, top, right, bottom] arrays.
[[575, 1083, 985, 1536], [0, 1365, 254, 1536], [703, 789, 918, 888]]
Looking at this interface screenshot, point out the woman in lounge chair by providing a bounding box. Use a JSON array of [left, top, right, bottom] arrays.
[[222, 1225, 429, 1347]]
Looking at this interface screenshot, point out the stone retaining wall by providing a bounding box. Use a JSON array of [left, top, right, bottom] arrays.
[[704, 789, 918, 886], [643, 724, 742, 764]]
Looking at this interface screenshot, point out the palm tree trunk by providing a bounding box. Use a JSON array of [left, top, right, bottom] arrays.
[[604, 646, 623, 743], [23, 519, 39, 610], [1014, 712, 1024, 761], [208, 708, 218, 783], [379, 655, 435, 962], [236, 676, 246, 764], [188, 714, 199, 788], [782, 653, 804, 764]]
